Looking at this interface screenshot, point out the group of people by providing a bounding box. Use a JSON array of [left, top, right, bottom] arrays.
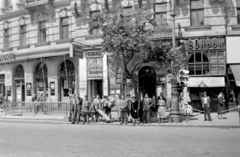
[[69, 91, 169, 126], [31, 93, 47, 114], [0, 95, 10, 111]]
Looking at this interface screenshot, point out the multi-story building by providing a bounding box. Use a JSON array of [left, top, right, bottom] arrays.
[[0, 0, 240, 112]]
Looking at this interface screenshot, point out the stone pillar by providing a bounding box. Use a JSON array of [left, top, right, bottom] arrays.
[[169, 82, 182, 123]]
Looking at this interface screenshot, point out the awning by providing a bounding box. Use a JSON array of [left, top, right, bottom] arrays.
[[188, 77, 225, 87], [226, 37, 240, 64], [230, 65, 240, 87]]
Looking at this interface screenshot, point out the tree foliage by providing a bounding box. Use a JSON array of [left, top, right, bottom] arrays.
[[88, 10, 186, 83]]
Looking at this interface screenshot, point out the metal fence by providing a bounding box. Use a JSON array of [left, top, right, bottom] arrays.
[[4, 102, 69, 116]]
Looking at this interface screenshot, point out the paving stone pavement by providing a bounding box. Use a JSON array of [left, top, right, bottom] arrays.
[[0, 122, 240, 157]]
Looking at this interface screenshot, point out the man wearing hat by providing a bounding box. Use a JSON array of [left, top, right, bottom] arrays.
[[120, 94, 130, 125], [201, 91, 212, 121], [71, 93, 83, 124]]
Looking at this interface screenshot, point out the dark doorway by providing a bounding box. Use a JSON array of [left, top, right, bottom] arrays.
[[139, 66, 156, 98]]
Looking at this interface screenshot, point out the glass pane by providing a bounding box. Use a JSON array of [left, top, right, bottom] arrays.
[[61, 18, 69, 25], [191, 10, 198, 26], [195, 52, 202, 62], [191, 0, 203, 9], [39, 21, 46, 29], [195, 64, 202, 75], [197, 10, 204, 25], [188, 64, 195, 75], [203, 64, 210, 75], [202, 54, 209, 62], [210, 51, 217, 63], [218, 65, 225, 75], [188, 54, 194, 63], [20, 33, 26, 46], [62, 26, 69, 39], [211, 64, 218, 75], [155, 3, 167, 12], [155, 13, 167, 24]]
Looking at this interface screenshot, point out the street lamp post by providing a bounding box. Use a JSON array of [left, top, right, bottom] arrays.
[[169, 0, 182, 123]]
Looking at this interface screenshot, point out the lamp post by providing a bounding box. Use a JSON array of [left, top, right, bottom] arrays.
[[169, 0, 182, 123]]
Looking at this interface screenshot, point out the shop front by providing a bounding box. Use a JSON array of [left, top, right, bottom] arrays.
[[185, 36, 226, 112], [226, 36, 240, 107]]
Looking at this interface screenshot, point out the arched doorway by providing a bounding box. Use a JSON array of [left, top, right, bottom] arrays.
[[139, 66, 156, 98], [35, 62, 48, 98], [59, 60, 75, 101], [14, 64, 25, 102]]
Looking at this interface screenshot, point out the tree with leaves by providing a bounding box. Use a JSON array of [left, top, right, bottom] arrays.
[[86, 9, 186, 97]]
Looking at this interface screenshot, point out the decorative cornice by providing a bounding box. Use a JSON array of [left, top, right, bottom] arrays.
[[54, 0, 71, 7], [0, 9, 28, 21], [184, 25, 212, 31]]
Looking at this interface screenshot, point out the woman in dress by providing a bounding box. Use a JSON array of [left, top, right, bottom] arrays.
[[130, 96, 139, 126], [157, 95, 166, 123], [218, 92, 225, 119]]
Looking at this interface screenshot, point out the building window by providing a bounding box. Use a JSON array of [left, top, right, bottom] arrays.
[[190, 0, 204, 26], [188, 51, 225, 75], [20, 25, 27, 46], [60, 17, 69, 40], [38, 21, 46, 43], [89, 10, 101, 35], [154, 3, 167, 25], [237, 9, 240, 24], [4, 0, 11, 8], [4, 29, 10, 49]]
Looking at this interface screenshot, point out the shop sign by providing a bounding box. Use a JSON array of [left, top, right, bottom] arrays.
[[185, 37, 225, 50], [84, 50, 103, 58], [0, 53, 15, 62], [87, 58, 103, 79], [26, 83, 32, 96], [73, 44, 83, 59]]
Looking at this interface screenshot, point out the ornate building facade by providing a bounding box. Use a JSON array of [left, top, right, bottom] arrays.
[[0, 0, 240, 112]]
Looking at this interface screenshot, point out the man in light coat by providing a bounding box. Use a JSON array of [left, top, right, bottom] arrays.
[[143, 93, 152, 123], [201, 91, 212, 121]]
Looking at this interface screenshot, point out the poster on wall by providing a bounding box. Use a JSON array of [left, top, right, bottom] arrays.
[[16, 85, 21, 101], [7, 86, 11, 96], [26, 83, 32, 96], [38, 81, 43, 91], [87, 58, 103, 80], [50, 82, 55, 96]]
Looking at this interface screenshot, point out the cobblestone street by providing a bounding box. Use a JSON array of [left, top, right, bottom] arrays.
[[0, 122, 239, 157]]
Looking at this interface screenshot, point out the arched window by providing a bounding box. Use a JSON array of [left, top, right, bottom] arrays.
[[188, 52, 210, 75]]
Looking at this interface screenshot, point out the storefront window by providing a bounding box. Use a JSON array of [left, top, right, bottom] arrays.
[[188, 50, 225, 76]]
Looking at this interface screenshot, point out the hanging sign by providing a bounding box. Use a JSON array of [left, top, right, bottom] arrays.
[[7, 86, 11, 96], [87, 58, 103, 79], [63, 79, 69, 89], [38, 81, 44, 91], [84, 50, 103, 58], [26, 83, 32, 96], [185, 37, 225, 50], [72, 44, 83, 59]]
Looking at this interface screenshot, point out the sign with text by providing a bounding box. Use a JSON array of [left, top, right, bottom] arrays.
[[87, 57, 103, 79], [84, 50, 103, 58], [185, 37, 225, 50], [26, 83, 32, 96], [0, 53, 15, 62], [73, 44, 83, 59]]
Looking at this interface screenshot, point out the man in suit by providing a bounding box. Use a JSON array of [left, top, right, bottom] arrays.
[[120, 95, 130, 125], [93, 94, 102, 122], [82, 95, 91, 124], [71, 93, 83, 124], [143, 93, 152, 124], [201, 91, 212, 121], [138, 92, 144, 124]]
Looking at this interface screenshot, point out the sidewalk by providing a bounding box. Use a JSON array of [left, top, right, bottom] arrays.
[[0, 110, 240, 128]]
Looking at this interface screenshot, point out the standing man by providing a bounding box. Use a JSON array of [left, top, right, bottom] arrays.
[[115, 95, 121, 122], [81, 95, 91, 125], [71, 93, 83, 124], [32, 94, 38, 114], [201, 91, 212, 121], [138, 92, 144, 124], [93, 94, 102, 122], [69, 91, 75, 122], [120, 95, 129, 125], [143, 93, 152, 124]]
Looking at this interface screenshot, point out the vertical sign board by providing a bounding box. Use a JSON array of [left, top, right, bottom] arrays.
[[86, 58, 103, 79], [5, 71, 12, 97], [50, 82, 55, 96], [73, 44, 84, 59], [16, 85, 21, 101], [26, 83, 32, 96]]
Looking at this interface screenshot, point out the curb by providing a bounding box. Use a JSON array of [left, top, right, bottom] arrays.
[[0, 119, 240, 128]]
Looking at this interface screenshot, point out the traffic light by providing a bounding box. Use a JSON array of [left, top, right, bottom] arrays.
[[179, 69, 189, 87]]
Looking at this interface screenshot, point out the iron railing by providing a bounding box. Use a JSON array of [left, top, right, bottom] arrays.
[[4, 102, 69, 116]]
